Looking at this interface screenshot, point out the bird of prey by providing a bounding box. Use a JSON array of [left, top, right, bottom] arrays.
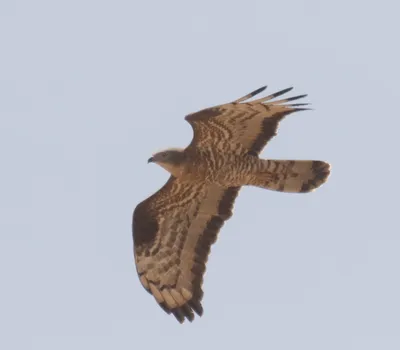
[[132, 85, 330, 323]]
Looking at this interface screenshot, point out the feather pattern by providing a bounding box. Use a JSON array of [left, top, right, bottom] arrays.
[[132, 86, 330, 323], [185, 86, 310, 156], [133, 176, 240, 323]]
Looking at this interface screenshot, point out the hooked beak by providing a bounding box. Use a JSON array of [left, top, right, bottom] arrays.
[[147, 157, 154, 163]]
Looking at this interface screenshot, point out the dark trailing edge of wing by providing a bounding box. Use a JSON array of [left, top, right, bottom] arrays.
[[147, 186, 241, 324], [249, 107, 309, 156]]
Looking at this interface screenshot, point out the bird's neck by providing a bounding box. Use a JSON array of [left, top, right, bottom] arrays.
[[158, 161, 186, 178]]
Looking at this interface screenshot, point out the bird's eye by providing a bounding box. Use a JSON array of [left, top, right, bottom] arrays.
[[162, 152, 168, 157]]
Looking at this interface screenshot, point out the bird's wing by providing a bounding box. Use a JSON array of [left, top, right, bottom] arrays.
[[185, 86, 310, 156], [133, 176, 240, 323]]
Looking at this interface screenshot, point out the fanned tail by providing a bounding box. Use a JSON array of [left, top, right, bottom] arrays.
[[249, 160, 331, 193]]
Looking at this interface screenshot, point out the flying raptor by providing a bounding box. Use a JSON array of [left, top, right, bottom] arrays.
[[132, 86, 330, 323]]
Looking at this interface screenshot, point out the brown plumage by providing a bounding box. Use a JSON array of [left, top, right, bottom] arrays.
[[132, 86, 331, 323]]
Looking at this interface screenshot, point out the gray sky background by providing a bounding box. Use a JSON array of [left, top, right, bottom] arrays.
[[1, 0, 400, 349]]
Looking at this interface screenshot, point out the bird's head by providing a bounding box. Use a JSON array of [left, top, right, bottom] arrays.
[[148, 148, 186, 175]]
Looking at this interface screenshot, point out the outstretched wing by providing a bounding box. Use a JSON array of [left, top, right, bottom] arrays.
[[132, 176, 240, 323], [185, 86, 310, 156]]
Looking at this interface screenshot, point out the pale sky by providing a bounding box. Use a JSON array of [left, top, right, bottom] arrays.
[[1, 0, 400, 349]]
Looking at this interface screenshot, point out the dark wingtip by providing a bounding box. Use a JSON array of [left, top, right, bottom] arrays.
[[164, 300, 202, 324], [181, 304, 195, 322], [296, 107, 313, 111], [271, 86, 293, 98], [248, 86, 267, 98], [285, 94, 308, 102], [172, 309, 185, 324], [189, 300, 204, 316], [287, 103, 310, 107], [234, 85, 268, 103]]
